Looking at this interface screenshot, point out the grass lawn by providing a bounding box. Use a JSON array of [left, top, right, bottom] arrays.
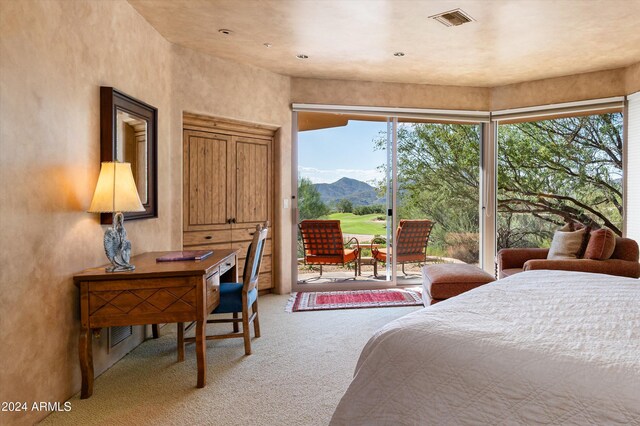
[[323, 212, 387, 236]]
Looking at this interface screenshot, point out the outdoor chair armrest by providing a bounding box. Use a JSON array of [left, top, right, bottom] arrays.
[[345, 236, 360, 255], [370, 236, 386, 258]]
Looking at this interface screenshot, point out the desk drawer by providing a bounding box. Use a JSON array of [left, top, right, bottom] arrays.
[[206, 272, 220, 311], [219, 256, 235, 277]]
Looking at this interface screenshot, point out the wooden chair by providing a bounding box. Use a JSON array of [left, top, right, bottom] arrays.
[[179, 222, 268, 356], [372, 219, 434, 276], [299, 220, 360, 277]]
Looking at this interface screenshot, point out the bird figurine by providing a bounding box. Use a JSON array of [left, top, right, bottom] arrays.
[[104, 212, 135, 272]]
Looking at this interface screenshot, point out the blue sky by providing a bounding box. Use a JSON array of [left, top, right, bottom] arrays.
[[298, 120, 388, 184]]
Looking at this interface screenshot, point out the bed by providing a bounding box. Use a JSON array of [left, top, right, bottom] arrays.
[[331, 270, 640, 425]]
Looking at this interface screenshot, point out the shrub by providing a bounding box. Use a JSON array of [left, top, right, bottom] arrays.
[[336, 198, 353, 213], [445, 232, 480, 264], [353, 204, 385, 215]]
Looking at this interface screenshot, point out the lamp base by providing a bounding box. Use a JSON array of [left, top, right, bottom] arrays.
[[103, 212, 135, 273], [106, 264, 136, 273]]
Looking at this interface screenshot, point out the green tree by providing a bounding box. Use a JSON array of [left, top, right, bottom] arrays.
[[297, 177, 328, 220], [374, 112, 623, 253], [353, 204, 385, 215], [497, 114, 623, 236], [375, 123, 481, 256], [336, 198, 354, 213]]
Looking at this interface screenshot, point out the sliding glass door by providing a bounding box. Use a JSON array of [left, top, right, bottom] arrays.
[[294, 111, 484, 288], [296, 113, 393, 285], [394, 121, 482, 285]]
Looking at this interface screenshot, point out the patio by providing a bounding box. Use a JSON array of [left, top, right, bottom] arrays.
[[297, 255, 461, 285], [297, 218, 461, 285]]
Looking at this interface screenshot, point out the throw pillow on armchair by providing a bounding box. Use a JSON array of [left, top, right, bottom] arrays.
[[583, 228, 617, 260], [547, 224, 589, 260]]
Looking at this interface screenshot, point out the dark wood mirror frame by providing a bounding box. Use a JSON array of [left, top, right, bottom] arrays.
[[100, 87, 158, 224]]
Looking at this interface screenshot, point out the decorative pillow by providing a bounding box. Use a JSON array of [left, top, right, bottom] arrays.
[[559, 221, 591, 257], [547, 227, 588, 259], [584, 228, 617, 260]]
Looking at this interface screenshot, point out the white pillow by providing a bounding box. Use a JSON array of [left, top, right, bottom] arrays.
[[547, 227, 587, 259]]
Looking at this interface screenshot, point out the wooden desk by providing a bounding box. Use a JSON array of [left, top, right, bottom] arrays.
[[74, 250, 238, 399]]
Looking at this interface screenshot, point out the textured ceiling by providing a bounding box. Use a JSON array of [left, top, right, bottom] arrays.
[[128, 0, 640, 87]]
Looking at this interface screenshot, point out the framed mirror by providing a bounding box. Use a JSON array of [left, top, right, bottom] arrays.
[[100, 87, 158, 223]]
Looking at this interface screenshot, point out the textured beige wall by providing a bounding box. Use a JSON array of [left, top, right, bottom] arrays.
[[0, 0, 291, 424], [491, 68, 627, 110], [0, 1, 174, 424], [170, 44, 292, 294], [292, 65, 640, 112], [291, 77, 491, 110], [626, 62, 640, 94]]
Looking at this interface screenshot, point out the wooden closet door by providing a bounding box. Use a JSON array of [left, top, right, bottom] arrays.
[[182, 113, 276, 291], [234, 136, 271, 226], [184, 130, 234, 231], [232, 136, 273, 289]]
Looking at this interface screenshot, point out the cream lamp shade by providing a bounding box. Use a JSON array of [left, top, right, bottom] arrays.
[[88, 162, 145, 213]]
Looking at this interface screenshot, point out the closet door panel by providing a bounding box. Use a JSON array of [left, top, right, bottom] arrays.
[[183, 130, 230, 231], [234, 137, 271, 225]]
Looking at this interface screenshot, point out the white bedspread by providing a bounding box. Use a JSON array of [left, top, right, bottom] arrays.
[[331, 270, 640, 425]]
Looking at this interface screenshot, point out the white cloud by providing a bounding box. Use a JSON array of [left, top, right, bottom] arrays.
[[298, 167, 383, 184]]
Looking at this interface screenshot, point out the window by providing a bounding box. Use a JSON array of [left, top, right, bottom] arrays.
[[293, 100, 628, 290], [497, 112, 624, 249]]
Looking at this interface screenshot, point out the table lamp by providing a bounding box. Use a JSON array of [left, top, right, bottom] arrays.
[[88, 162, 144, 272]]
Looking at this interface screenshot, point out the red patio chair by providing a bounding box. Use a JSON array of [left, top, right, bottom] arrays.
[[372, 219, 434, 276], [299, 220, 360, 278]]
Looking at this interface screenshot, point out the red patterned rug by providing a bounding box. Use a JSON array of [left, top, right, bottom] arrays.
[[285, 289, 423, 312]]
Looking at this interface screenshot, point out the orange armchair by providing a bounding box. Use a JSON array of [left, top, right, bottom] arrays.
[[496, 237, 640, 279]]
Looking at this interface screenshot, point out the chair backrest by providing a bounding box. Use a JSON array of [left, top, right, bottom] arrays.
[[298, 220, 345, 257], [395, 220, 434, 257], [242, 222, 269, 292]]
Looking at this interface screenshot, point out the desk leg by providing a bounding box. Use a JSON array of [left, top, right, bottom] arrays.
[[152, 324, 160, 339], [196, 320, 206, 388], [177, 322, 185, 362], [79, 327, 94, 399]]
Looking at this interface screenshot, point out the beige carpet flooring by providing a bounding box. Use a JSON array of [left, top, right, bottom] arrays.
[[43, 294, 421, 425]]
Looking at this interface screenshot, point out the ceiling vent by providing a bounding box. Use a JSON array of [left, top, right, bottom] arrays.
[[429, 9, 474, 27]]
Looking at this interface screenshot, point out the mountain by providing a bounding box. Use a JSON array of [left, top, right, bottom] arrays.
[[314, 177, 383, 206]]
